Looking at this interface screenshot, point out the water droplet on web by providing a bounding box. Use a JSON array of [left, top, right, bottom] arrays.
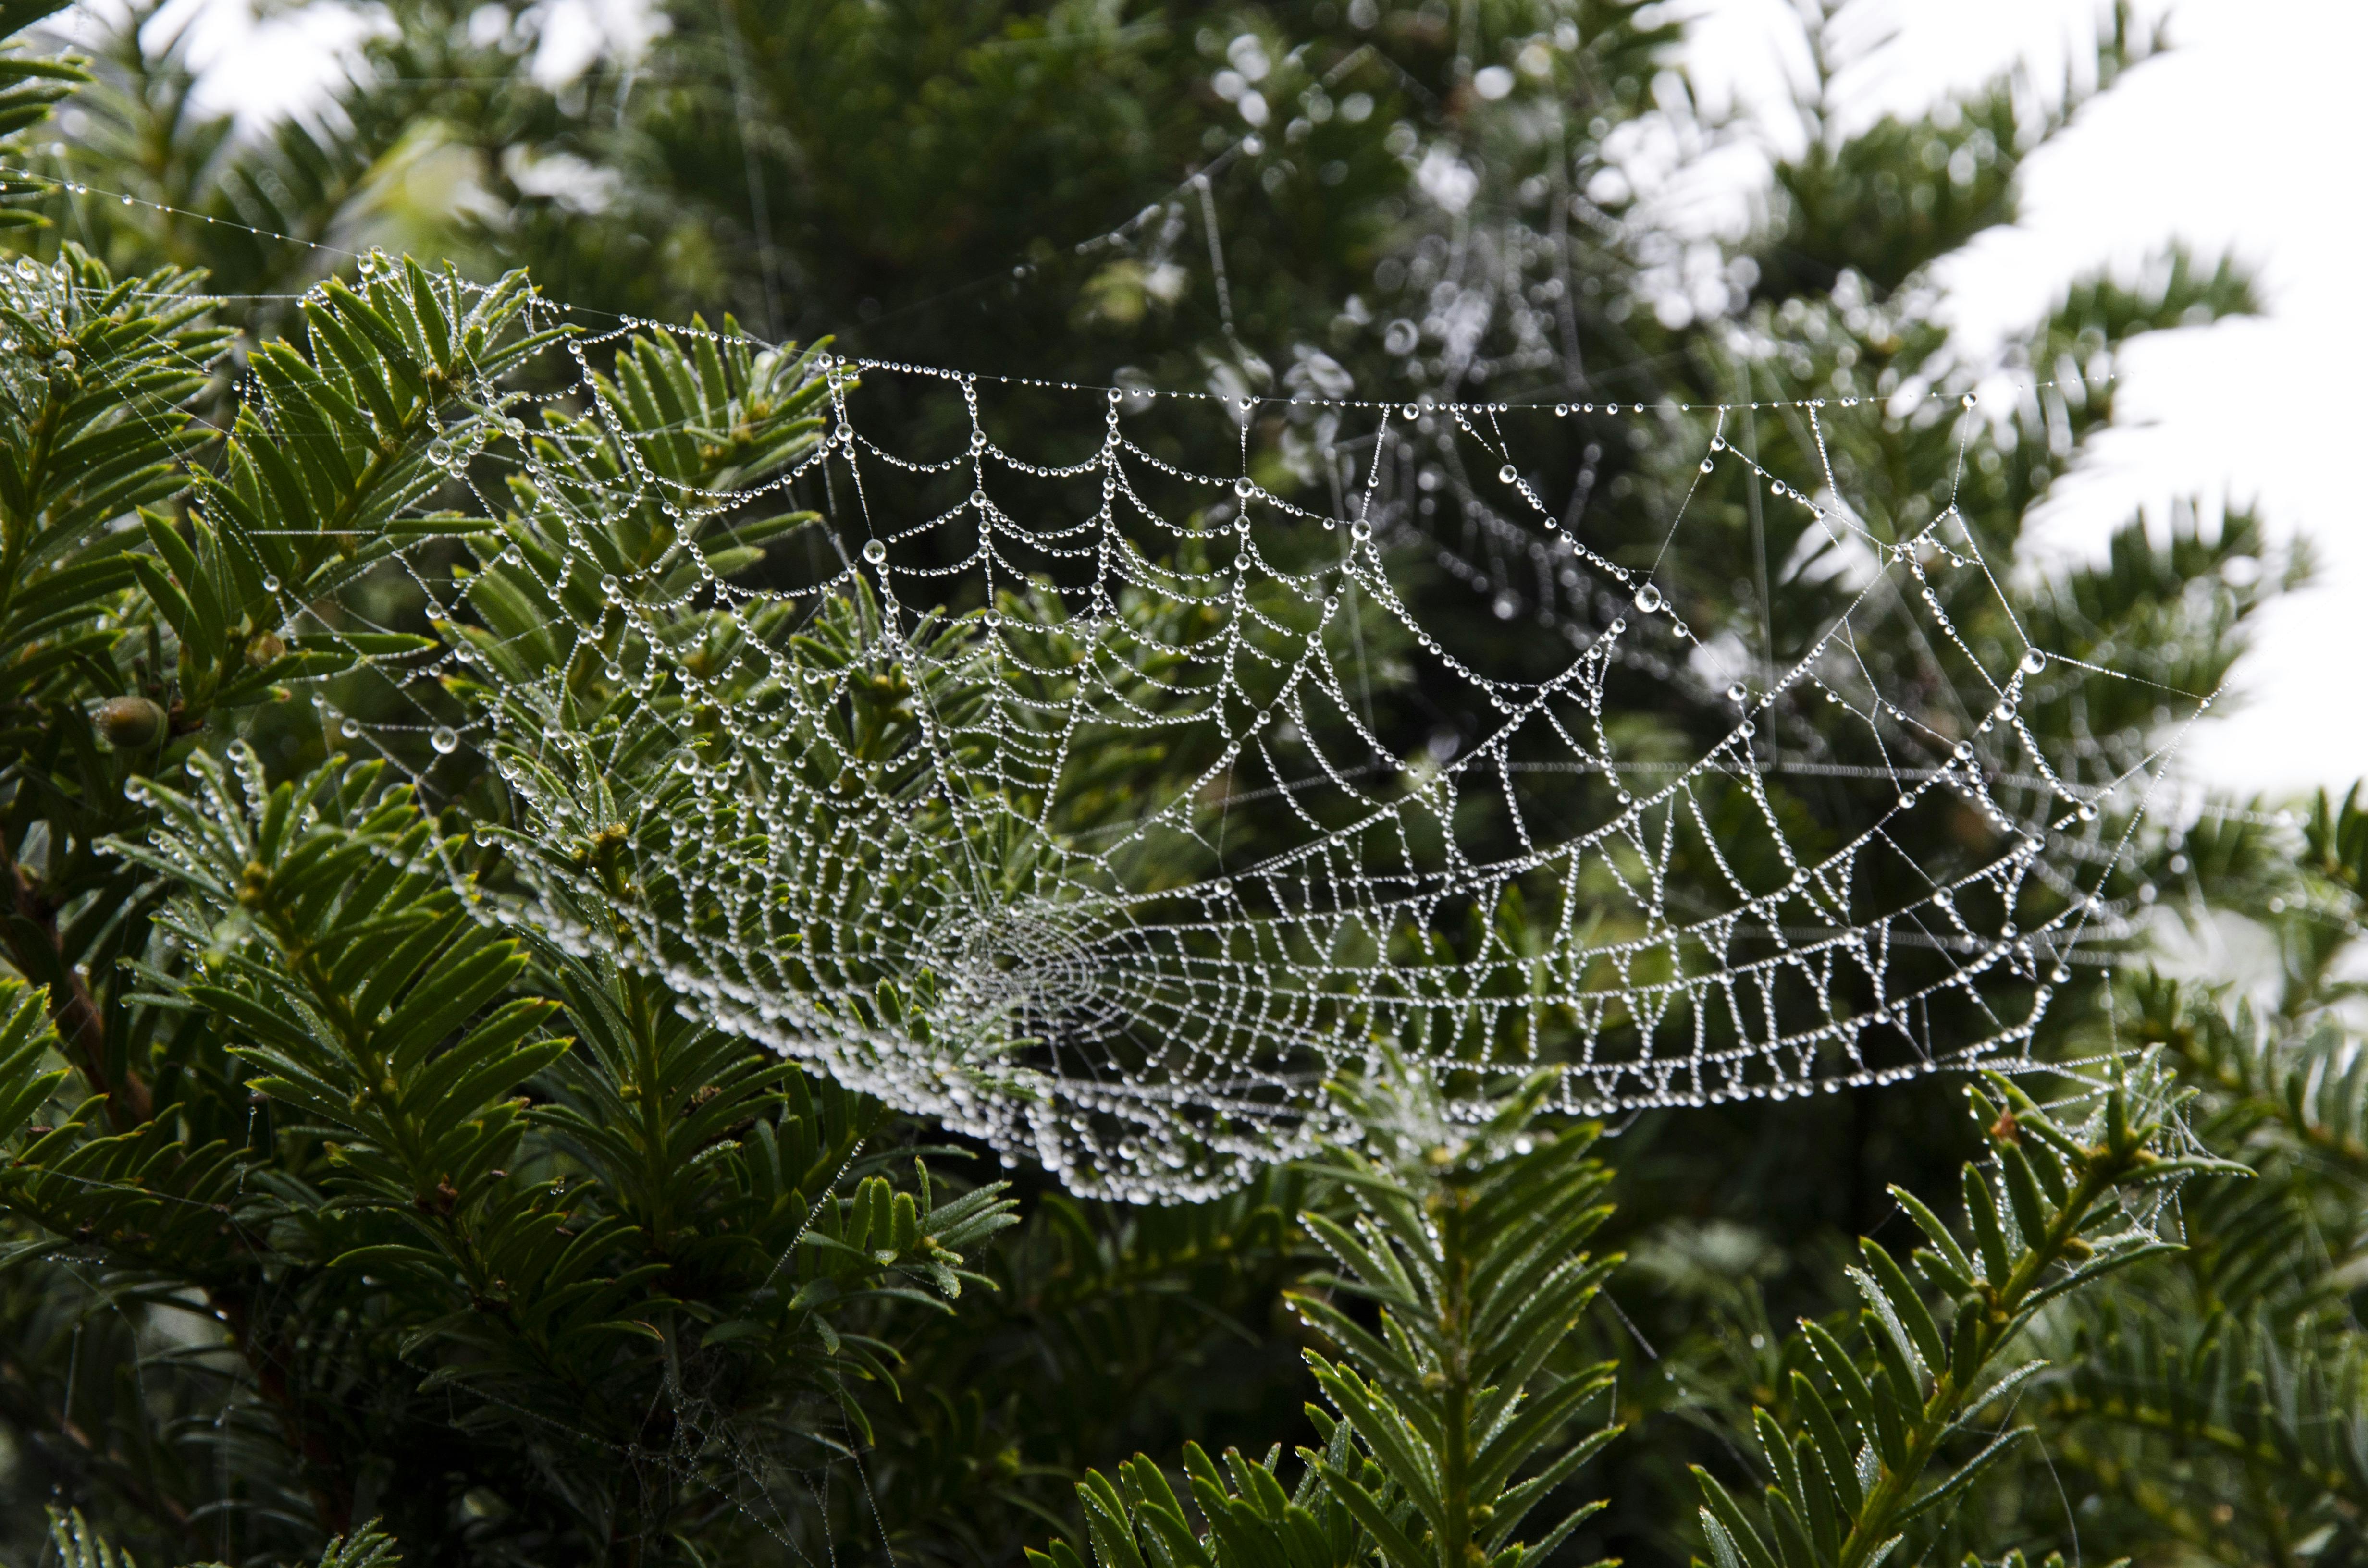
[[1554, 404, 1569, 416], [1632, 583, 1662, 613], [1401, 404, 1418, 420], [1897, 793, 1915, 810], [1234, 476, 1254, 497], [675, 752, 699, 774], [339, 719, 360, 739], [1498, 464, 1517, 484], [431, 725, 459, 754], [13, 258, 36, 280], [1727, 683, 1747, 704], [863, 539, 888, 564], [1700, 459, 1714, 473], [427, 438, 452, 466], [2020, 649, 2046, 674], [260, 575, 279, 593]]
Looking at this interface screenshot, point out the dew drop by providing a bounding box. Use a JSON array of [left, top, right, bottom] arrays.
[[1554, 404, 1569, 416], [430, 725, 459, 754], [426, 437, 452, 466], [1632, 582, 1662, 613], [1700, 459, 1714, 473], [863, 539, 888, 564], [1234, 476, 1254, 497], [1401, 404, 1418, 420], [260, 574, 280, 593], [339, 718, 360, 739], [2020, 649, 2046, 674], [1727, 682, 1747, 704], [1497, 464, 1517, 484], [1897, 793, 1915, 811]]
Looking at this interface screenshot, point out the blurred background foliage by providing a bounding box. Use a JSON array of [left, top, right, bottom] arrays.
[[0, 0, 2361, 1565]]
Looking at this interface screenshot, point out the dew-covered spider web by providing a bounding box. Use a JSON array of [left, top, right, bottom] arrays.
[[278, 285, 2193, 1202]]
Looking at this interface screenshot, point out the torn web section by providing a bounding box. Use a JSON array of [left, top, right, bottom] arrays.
[[1363, 396, 2138, 1111]]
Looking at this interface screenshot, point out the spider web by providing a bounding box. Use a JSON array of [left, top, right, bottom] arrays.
[[284, 295, 2188, 1202]]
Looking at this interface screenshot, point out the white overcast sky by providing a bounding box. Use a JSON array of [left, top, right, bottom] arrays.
[[1685, 0, 2368, 802], [98, 0, 2368, 803]]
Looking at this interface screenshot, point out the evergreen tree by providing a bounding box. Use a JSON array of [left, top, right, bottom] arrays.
[[0, 2, 2353, 1568]]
